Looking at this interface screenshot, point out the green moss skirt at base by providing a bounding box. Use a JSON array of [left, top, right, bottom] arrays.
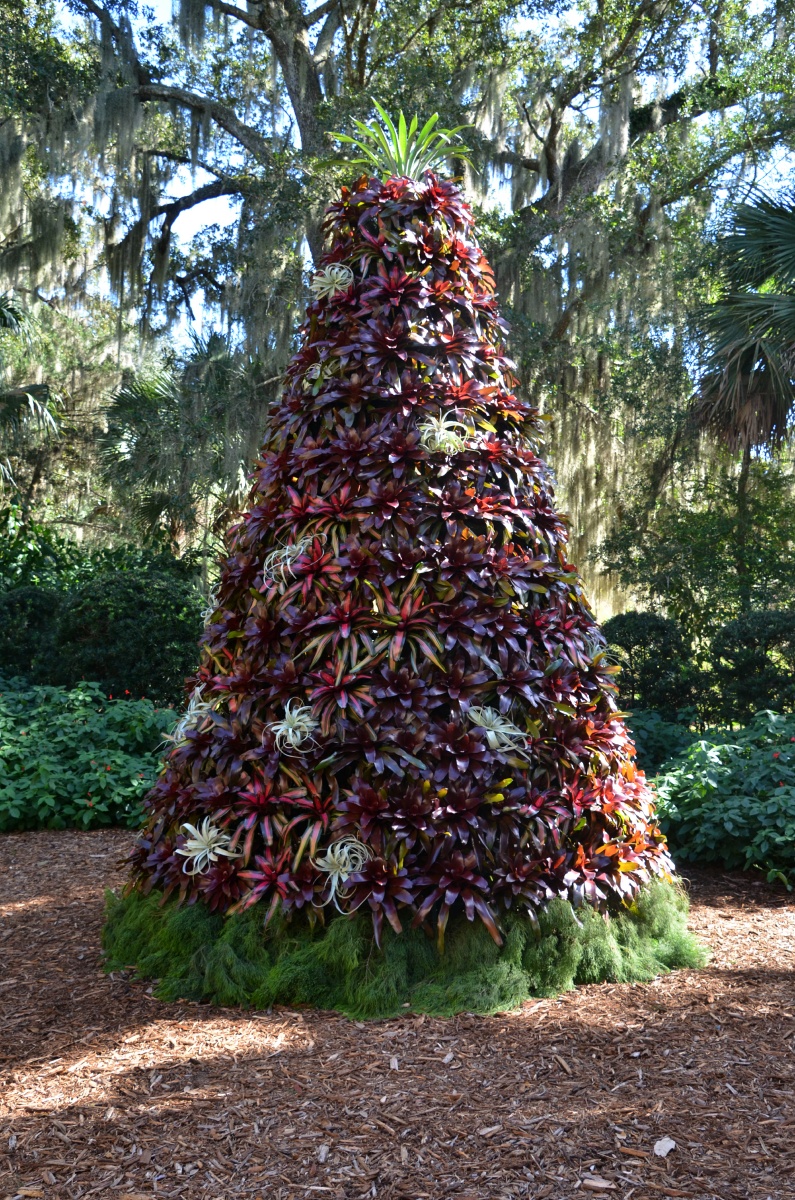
[[102, 882, 705, 1019]]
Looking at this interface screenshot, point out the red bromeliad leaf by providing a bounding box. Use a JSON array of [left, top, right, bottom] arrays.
[[127, 169, 676, 947], [343, 856, 416, 947]]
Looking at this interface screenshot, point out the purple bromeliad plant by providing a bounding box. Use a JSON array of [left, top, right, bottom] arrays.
[[127, 110, 676, 954]]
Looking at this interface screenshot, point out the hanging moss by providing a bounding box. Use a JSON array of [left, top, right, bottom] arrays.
[[102, 880, 704, 1020]]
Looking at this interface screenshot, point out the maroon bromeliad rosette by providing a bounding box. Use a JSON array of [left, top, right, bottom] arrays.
[[128, 169, 674, 952]]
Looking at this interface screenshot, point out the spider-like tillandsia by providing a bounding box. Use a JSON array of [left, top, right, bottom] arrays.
[[468, 706, 533, 762], [175, 817, 242, 875], [162, 684, 218, 748], [263, 535, 318, 590], [200, 585, 220, 625], [418, 411, 473, 454], [267, 698, 320, 755], [312, 836, 373, 912], [310, 264, 354, 301]]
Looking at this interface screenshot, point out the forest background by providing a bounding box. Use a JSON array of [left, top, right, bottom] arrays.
[[1, 0, 795, 738]]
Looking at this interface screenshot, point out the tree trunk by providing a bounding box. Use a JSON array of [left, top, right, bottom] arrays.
[[735, 444, 753, 613]]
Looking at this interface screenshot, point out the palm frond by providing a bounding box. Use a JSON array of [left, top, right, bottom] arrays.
[[101, 334, 271, 538], [0, 385, 59, 436], [696, 195, 795, 449], [0, 293, 30, 335], [723, 193, 795, 291]]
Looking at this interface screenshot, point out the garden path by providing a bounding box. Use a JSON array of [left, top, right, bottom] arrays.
[[0, 830, 793, 1200]]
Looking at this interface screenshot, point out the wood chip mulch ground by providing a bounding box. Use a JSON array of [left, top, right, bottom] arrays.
[[0, 830, 793, 1200]]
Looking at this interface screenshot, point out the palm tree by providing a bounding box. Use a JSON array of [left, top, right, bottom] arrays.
[[0, 294, 29, 333], [101, 332, 274, 549], [694, 195, 795, 612], [696, 193, 795, 451], [0, 294, 58, 487]]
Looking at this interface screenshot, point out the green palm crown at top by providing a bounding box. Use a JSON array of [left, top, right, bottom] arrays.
[[336, 101, 470, 181]]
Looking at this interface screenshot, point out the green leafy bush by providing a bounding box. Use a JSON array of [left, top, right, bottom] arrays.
[[655, 710, 795, 885], [604, 607, 795, 727], [0, 505, 205, 704], [603, 611, 693, 719], [0, 677, 173, 831], [0, 502, 200, 592], [711, 610, 795, 723], [0, 504, 80, 592], [0, 584, 62, 677], [625, 709, 698, 773], [44, 570, 203, 705]]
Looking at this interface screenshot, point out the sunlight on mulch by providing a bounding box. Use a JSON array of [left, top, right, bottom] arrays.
[[0, 830, 793, 1200]]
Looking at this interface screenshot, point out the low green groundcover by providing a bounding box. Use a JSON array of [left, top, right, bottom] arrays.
[[102, 881, 703, 1019]]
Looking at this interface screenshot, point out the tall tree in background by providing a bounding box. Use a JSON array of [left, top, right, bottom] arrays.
[[102, 332, 276, 549], [698, 193, 795, 451], [2, 0, 795, 594], [696, 193, 795, 615], [0, 295, 59, 494], [599, 194, 795, 636]]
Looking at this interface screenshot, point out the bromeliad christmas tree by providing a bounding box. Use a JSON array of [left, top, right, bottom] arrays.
[[104, 112, 700, 1015]]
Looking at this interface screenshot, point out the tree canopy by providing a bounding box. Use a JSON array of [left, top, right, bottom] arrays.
[[5, 0, 795, 338], [2, 0, 795, 605]]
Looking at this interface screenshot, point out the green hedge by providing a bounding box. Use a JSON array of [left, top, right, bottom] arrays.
[[44, 571, 203, 705], [655, 710, 795, 886], [624, 709, 698, 773], [604, 608, 795, 726], [0, 570, 203, 705], [0, 507, 204, 705], [0, 677, 172, 831]]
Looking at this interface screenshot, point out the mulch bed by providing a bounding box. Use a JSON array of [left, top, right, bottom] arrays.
[[0, 830, 793, 1200]]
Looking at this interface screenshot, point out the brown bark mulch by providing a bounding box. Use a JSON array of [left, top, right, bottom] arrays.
[[0, 830, 793, 1200]]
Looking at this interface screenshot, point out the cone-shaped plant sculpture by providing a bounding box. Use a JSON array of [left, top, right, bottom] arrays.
[[104, 113, 701, 1016]]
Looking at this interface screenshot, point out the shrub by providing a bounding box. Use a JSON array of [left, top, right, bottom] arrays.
[[602, 611, 693, 719], [0, 677, 173, 831], [44, 571, 203, 705], [711, 610, 795, 723], [0, 584, 63, 677], [624, 709, 697, 773], [0, 502, 199, 592], [0, 504, 82, 592], [0, 504, 205, 704], [655, 709, 795, 885]]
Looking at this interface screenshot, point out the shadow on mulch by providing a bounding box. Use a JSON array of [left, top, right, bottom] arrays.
[[680, 864, 793, 911], [1, 829, 794, 1200]]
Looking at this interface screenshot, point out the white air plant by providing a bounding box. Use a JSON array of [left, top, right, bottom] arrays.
[[200, 585, 220, 625], [163, 685, 218, 747], [418, 411, 473, 454], [310, 263, 354, 301], [267, 698, 320, 755], [312, 836, 373, 911], [468, 706, 533, 761], [175, 818, 241, 876], [263, 535, 316, 590]]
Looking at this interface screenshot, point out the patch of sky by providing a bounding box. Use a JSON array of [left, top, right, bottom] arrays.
[[52, 0, 795, 346]]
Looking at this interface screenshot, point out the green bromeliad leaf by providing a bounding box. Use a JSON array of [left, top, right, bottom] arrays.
[[336, 102, 470, 181]]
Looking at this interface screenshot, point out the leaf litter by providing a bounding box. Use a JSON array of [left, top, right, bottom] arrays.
[[0, 829, 794, 1199]]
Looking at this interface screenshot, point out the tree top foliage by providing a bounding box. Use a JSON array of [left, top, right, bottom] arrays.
[[3, 0, 794, 339], [3, 0, 795, 606]]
